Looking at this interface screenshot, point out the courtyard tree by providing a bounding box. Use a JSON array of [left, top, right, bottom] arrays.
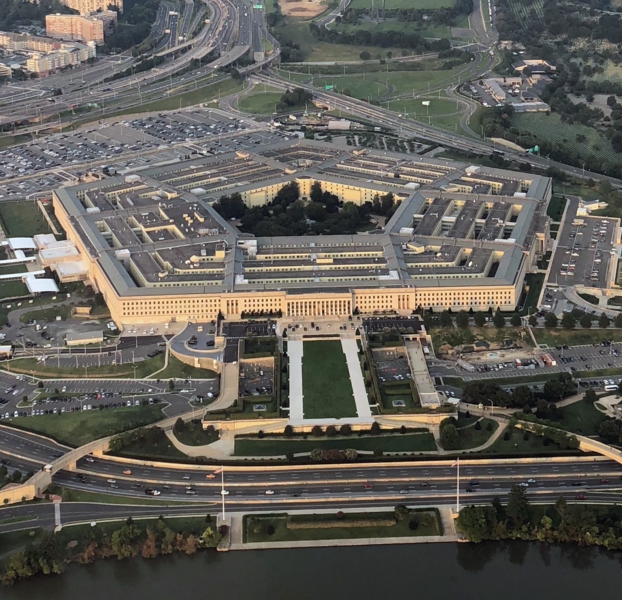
[[544, 312, 558, 328], [493, 310, 506, 329], [510, 313, 521, 327], [599, 312, 610, 328], [561, 312, 576, 330], [456, 311, 470, 329], [439, 310, 453, 328], [580, 313, 592, 329], [474, 312, 486, 327], [528, 314, 538, 327]]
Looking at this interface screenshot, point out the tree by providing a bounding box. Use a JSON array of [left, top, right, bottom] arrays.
[[168, 379, 175, 391], [439, 310, 453, 328], [474, 311, 486, 327], [615, 312, 622, 328], [456, 311, 469, 329], [394, 504, 408, 521], [510, 313, 521, 327], [493, 310, 506, 329], [580, 313, 592, 329], [528, 314, 538, 327], [359, 50, 371, 60], [311, 425, 324, 437], [440, 423, 459, 450], [283, 424, 294, 438], [561, 312, 575, 330], [599, 312, 610, 328], [370, 421, 381, 435], [584, 388, 597, 404], [544, 312, 558, 328], [506, 484, 530, 528]]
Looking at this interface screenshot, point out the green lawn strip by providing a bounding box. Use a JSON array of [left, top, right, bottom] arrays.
[[520, 273, 545, 315], [0, 280, 29, 300], [553, 401, 609, 437], [4, 404, 165, 447], [456, 418, 498, 449], [547, 196, 567, 221], [244, 508, 441, 543], [53, 486, 194, 506], [483, 425, 578, 455], [5, 354, 165, 379], [102, 78, 243, 118], [533, 327, 622, 347], [302, 341, 357, 419], [172, 425, 220, 447], [573, 367, 622, 379], [237, 91, 284, 114], [150, 354, 217, 380], [19, 305, 73, 323], [234, 432, 436, 456], [112, 437, 188, 461], [0, 201, 51, 237], [578, 292, 599, 305], [0, 528, 43, 555], [0, 515, 37, 526]]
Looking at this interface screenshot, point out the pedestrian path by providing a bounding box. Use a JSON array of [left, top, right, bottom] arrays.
[[287, 339, 304, 421], [340, 337, 372, 420]]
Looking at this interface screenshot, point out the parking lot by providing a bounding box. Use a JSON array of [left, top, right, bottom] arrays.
[[548, 199, 618, 289], [0, 109, 290, 197], [239, 361, 274, 397], [362, 316, 423, 335]]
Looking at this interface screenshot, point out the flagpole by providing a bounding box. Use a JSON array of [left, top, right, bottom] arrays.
[[221, 467, 226, 520], [456, 458, 460, 514]]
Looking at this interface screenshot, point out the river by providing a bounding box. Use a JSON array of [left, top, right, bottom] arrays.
[[2, 542, 621, 599]]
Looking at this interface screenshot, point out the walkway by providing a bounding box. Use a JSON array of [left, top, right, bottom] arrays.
[[287, 339, 304, 421], [340, 338, 372, 420]]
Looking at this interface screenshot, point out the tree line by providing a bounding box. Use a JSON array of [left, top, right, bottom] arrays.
[[1, 516, 222, 586], [457, 485, 622, 549]]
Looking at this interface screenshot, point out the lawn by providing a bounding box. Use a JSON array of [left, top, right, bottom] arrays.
[[513, 112, 622, 167], [105, 78, 244, 117], [244, 508, 441, 543], [533, 327, 622, 348], [520, 273, 545, 316], [331, 19, 467, 39], [54, 486, 191, 505], [578, 292, 599, 305], [0, 201, 51, 237], [151, 354, 217, 380], [19, 304, 72, 323], [0, 279, 29, 300], [0, 528, 43, 556], [484, 425, 578, 455], [233, 431, 437, 456], [6, 353, 165, 379], [557, 400, 609, 437], [547, 196, 567, 221], [389, 96, 464, 132], [113, 436, 187, 460], [302, 341, 357, 419], [237, 91, 284, 115], [455, 417, 499, 450], [5, 404, 165, 446]]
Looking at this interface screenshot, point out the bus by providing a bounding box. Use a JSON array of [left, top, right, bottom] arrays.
[[604, 384, 618, 392]]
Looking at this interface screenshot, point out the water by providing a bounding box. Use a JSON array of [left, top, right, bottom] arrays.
[[2, 542, 622, 600]]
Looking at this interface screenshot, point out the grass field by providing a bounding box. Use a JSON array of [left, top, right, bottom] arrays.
[[533, 327, 622, 348], [0, 528, 43, 556], [557, 401, 609, 437], [302, 341, 357, 419], [244, 509, 440, 543], [5, 404, 165, 446], [484, 425, 577, 455], [19, 305, 72, 323], [114, 435, 187, 460], [389, 95, 463, 131], [237, 91, 284, 114], [331, 17, 469, 39], [105, 78, 244, 117], [520, 273, 545, 316], [0, 280, 29, 300], [547, 196, 567, 221], [513, 112, 622, 166], [456, 417, 499, 450], [0, 201, 51, 237], [6, 353, 165, 379], [234, 431, 437, 456], [55, 486, 192, 505], [151, 354, 217, 380]]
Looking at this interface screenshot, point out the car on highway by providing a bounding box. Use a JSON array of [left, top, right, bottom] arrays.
[[527, 478, 536, 483], [107, 479, 117, 484], [571, 481, 584, 486], [466, 487, 475, 493], [575, 494, 586, 500], [145, 489, 161, 496], [600, 478, 610, 484], [205, 473, 216, 479], [221, 490, 230, 495], [264, 490, 275, 495], [123, 469, 132, 475], [363, 482, 373, 490]]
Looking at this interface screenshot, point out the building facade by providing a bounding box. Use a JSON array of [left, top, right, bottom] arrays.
[[46, 14, 104, 45]]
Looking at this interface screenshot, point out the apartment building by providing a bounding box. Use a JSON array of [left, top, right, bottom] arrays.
[[46, 13, 104, 45]]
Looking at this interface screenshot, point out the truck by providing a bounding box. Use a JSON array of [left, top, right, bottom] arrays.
[[542, 353, 557, 367]]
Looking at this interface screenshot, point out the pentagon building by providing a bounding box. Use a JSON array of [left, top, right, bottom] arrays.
[[53, 139, 552, 327]]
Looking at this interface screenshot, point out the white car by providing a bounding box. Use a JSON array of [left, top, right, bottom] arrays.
[[265, 490, 275, 495], [221, 490, 230, 495]]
